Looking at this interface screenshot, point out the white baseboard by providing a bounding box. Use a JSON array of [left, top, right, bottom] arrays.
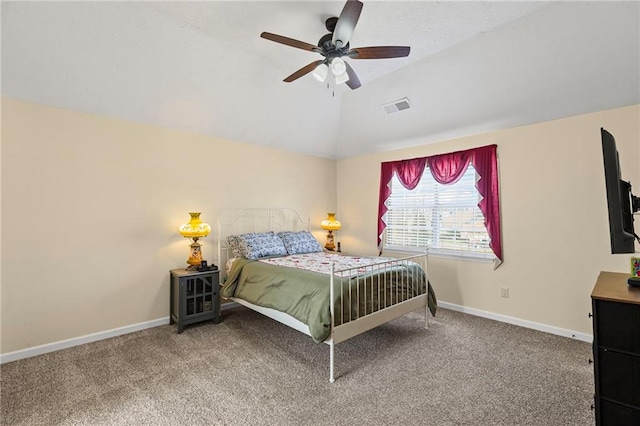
[[0, 317, 170, 364], [221, 300, 240, 311], [1, 301, 592, 364], [439, 301, 593, 343]]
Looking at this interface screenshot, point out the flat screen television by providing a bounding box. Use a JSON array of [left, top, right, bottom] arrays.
[[601, 127, 639, 254]]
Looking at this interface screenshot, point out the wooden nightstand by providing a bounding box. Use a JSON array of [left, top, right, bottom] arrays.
[[170, 268, 221, 333]]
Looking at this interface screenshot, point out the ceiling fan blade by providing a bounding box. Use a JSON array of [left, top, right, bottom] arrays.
[[348, 46, 411, 59], [261, 32, 322, 53], [332, 0, 363, 48], [283, 60, 325, 82], [344, 62, 361, 90]]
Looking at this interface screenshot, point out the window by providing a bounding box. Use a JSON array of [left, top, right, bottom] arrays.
[[384, 164, 493, 259], [377, 145, 502, 264]]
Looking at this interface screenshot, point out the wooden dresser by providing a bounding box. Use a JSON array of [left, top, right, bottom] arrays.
[[591, 271, 640, 425]]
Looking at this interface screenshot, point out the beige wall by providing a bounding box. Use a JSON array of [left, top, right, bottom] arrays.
[[2, 98, 638, 355], [1, 97, 336, 354], [337, 104, 640, 336]]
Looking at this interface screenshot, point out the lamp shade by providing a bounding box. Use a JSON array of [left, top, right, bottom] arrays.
[[179, 212, 211, 238], [312, 63, 329, 82], [320, 212, 342, 231], [334, 71, 349, 85], [330, 58, 346, 76]]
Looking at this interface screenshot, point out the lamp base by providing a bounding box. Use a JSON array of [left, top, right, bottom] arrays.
[[186, 239, 204, 269], [325, 231, 336, 251]]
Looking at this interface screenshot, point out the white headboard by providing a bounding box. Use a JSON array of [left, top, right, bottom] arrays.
[[216, 208, 310, 278]]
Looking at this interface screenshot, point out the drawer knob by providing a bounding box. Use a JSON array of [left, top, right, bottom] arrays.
[[588, 313, 592, 318], [588, 358, 593, 364], [590, 404, 595, 411]]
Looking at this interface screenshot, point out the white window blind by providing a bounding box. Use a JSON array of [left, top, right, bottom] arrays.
[[384, 165, 492, 258]]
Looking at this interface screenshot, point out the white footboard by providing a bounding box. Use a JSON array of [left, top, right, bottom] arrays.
[[328, 253, 429, 382]]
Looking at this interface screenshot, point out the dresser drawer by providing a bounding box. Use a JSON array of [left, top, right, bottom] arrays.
[[599, 399, 640, 426], [595, 300, 640, 353], [597, 348, 640, 407]]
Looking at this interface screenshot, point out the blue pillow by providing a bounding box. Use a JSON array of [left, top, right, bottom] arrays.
[[277, 231, 323, 255], [229, 232, 287, 259]]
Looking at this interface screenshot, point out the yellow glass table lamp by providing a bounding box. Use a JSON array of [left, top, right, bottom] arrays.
[[179, 212, 211, 269], [320, 212, 342, 251]]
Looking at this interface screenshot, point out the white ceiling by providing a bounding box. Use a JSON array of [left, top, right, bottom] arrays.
[[2, 1, 639, 159]]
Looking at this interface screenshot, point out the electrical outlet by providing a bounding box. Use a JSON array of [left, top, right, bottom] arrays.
[[500, 287, 510, 298]]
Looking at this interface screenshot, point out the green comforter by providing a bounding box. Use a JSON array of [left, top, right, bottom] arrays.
[[220, 258, 437, 343]]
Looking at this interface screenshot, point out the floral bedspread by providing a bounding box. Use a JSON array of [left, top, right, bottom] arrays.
[[258, 252, 397, 276]]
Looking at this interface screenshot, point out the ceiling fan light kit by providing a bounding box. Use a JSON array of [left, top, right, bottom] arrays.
[[313, 60, 349, 86], [260, 0, 410, 90]]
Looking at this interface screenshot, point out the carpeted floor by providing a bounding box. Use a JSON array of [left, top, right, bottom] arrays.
[[1, 307, 595, 425]]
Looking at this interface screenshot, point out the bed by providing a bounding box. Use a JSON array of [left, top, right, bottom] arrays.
[[216, 208, 436, 382]]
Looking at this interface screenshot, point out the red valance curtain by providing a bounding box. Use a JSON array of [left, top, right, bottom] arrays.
[[377, 144, 502, 264]]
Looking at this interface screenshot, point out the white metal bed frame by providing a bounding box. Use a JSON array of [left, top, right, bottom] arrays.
[[216, 208, 430, 382]]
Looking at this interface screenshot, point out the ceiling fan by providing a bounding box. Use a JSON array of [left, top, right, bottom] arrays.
[[260, 0, 410, 90]]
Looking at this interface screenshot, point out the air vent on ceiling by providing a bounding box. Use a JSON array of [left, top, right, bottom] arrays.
[[382, 97, 411, 114]]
